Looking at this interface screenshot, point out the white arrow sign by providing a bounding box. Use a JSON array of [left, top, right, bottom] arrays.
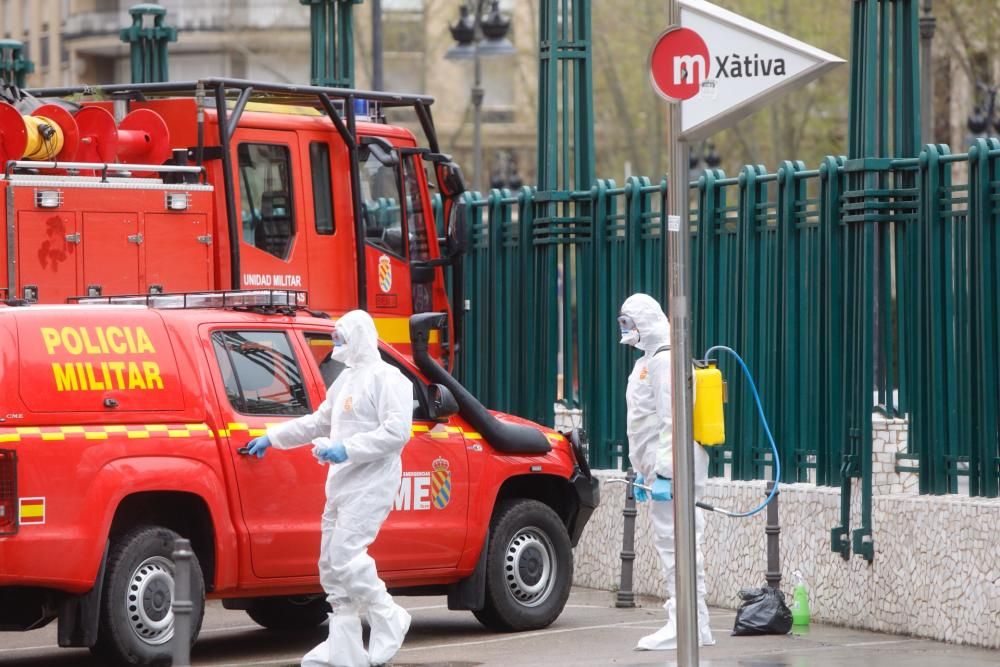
[[649, 0, 845, 140]]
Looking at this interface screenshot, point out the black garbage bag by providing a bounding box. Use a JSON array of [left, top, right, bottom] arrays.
[[731, 586, 793, 636]]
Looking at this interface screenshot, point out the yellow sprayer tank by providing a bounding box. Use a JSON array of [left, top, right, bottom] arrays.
[[693, 361, 725, 445]]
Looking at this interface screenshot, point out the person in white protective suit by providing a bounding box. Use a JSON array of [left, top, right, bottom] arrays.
[[244, 309, 414, 667], [618, 293, 715, 651]]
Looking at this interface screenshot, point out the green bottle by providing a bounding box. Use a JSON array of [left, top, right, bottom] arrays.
[[790, 570, 810, 626]]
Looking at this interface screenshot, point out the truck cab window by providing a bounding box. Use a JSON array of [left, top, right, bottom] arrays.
[[404, 155, 433, 312], [238, 143, 296, 260], [359, 145, 404, 258], [212, 330, 310, 416], [303, 331, 346, 388], [310, 142, 335, 235], [379, 349, 429, 420]]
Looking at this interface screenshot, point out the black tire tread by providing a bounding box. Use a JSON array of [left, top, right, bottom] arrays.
[[91, 524, 204, 666], [246, 596, 329, 630], [473, 499, 573, 632]]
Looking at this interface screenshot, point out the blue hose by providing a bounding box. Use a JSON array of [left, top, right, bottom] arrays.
[[699, 345, 780, 518]]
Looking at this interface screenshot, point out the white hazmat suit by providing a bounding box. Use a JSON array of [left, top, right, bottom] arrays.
[[619, 293, 715, 650], [266, 309, 414, 667]]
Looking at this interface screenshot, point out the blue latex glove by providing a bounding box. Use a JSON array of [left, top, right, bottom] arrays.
[[315, 442, 349, 464], [633, 474, 648, 503], [246, 435, 271, 459], [652, 476, 673, 502]]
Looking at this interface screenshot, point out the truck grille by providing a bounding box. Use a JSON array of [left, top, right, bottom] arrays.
[[0, 450, 17, 535]]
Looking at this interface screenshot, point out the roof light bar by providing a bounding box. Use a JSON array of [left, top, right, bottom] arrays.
[[69, 289, 309, 310]]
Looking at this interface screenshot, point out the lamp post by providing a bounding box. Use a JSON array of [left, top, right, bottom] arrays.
[[919, 0, 935, 145], [446, 0, 515, 193]]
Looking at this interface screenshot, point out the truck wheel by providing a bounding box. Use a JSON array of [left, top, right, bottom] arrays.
[[246, 596, 330, 630], [473, 499, 573, 632], [91, 525, 205, 666]]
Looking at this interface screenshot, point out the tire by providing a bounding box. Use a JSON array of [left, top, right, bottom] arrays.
[[91, 525, 205, 666], [246, 595, 330, 630], [473, 499, 573, 632]]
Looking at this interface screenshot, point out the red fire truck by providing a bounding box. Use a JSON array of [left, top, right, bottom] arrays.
[[0, 78, 467, 359]]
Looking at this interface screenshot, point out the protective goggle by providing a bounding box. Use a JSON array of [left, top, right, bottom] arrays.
[[617, 314, 637, 332], [332, 328, 347, 347]]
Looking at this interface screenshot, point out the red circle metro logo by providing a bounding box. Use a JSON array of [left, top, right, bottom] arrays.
[[649, 27, 710, 102]]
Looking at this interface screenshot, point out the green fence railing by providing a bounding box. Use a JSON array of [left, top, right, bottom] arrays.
[[445, 146, 999, 516]]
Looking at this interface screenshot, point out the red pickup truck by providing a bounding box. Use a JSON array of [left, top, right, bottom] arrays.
[[0, 292, 598, 665]]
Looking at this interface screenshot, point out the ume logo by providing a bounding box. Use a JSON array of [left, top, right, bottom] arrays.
[[649, 27, 710, 101]]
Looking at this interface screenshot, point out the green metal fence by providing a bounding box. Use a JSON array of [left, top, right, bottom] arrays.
[[449, 148, 1000, 509]]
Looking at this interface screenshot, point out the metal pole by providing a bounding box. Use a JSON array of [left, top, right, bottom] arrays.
[[616, 468, 638, 608], [919, 0, 935, 146], [764, 480, 781, 589], [666, 0, 698, 662], [171, 538, 194, 667], [472, 0, 485, 193], [372, 0, 384, 90]]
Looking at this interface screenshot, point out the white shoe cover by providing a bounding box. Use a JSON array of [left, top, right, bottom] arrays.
[[635, 618, 677, 650], [301, 612, 368, 667], [699, 623, 716, 647], [367, 600, 411, 666]]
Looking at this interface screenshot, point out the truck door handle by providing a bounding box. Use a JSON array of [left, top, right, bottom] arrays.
[[237, 446, 251, 455]]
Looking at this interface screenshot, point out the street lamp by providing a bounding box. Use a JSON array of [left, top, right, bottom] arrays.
[[966, 82, 1000, 142], [445, 0, 516, 193], [688, 140, 722, 178]]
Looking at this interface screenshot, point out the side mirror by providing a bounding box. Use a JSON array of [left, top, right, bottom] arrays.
[[426, 383, 460, 422], [435, 160, 466, 198]]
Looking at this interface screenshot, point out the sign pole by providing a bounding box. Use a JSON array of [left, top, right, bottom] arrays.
[[666, 0, 699, 664]]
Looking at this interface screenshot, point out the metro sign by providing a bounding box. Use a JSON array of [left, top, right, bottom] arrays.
[[649, 0, 844, 140]]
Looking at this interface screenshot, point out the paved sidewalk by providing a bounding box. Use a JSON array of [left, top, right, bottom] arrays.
[[3, 587, 997, 665]]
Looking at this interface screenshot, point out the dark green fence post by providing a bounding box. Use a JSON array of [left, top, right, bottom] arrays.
[[968, 138, 1000, 498], [119, 4, 177, 84], [818, 156, 847, 493], [301, 0, 361, 88], [0, 39, 34, 87]]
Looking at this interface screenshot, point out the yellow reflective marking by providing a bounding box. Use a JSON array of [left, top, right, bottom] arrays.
[[248, 428, 266, 437], [373, 317, 440, 345], [145, 424, 169, 432], [216, 430, 230, 437], [429, 432, 449, 439], [463, 432, 483, 440], [0, 434, 21, 443], [445, 426, 462, 433], [15, 427, 41, 435], [227, 423, 249, 431], [168, 430, 191, 438], [60, 426, 86, 434], [126, 431, 150, 439], [84, 432, 108, 440], [412, 425, 431, 432], [104, 425, 128, 433], [41, 433, 65, 441]]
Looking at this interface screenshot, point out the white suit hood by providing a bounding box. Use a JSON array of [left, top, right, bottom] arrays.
[[620, 293, 671, 354], [334, 310, 381, 368]]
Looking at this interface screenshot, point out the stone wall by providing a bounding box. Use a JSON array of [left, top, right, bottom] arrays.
[[574, 471, 1000, 648], [871, 413, 918, 495]]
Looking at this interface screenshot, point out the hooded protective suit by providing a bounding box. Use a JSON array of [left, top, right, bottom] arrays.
[[265, 310, 413, 667], [619, 293, 714, 650]]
